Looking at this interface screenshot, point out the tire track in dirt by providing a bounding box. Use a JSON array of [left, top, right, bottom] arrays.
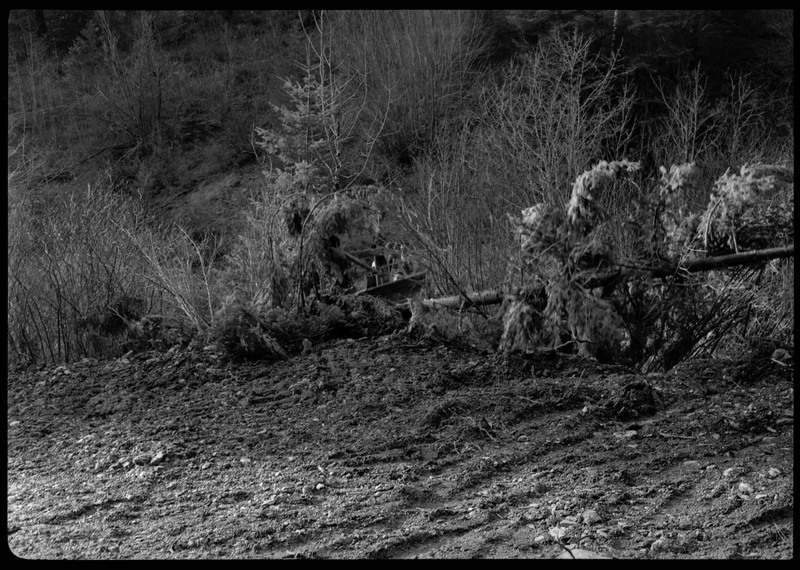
[[8, 337, 793, 558]]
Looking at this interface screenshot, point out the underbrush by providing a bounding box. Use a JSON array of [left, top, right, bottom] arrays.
[[8, 179, 169, 363], [7, 11, 793, 370]]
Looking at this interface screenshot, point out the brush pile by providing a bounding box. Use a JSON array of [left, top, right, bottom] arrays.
[[210, 293, 405, 360]]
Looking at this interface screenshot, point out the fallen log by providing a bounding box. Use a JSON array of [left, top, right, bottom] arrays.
[[422, 289, 508, 310], [663, 244, 794, 275], [421, 244, 794, 309]]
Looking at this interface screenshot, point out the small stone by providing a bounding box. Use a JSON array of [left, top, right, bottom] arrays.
[[133, 455, 150, 466], [150, 452, 165, 466], [526, 512, 545, 525], [240, 457, 251, 465], [650, 537, 669, 552], [560, 517, 579, 526], [767, 468, 781, 478], [614, 430, 638, 439], [315, 483, 325, 491], [723, 467, 738, 478], [771, 348, 790, 363], [683, 460, 702, 471], [737, 482, 754, 495], [582, 509, 602, 525]]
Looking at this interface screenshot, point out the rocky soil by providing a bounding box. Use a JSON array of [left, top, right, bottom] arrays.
[[7, 334, 794, 559]]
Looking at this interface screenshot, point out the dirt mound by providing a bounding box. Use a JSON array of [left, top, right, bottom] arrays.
[[7, 335, 793, 559]]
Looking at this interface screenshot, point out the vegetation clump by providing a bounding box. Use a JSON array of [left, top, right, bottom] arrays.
[[7, 10, 793, 368], [502, 160, 793, 370], [211, 293, 405, 360]]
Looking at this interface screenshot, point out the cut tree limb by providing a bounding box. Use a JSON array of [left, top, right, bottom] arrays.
[[420, 244, 794, 309], [422, 289, 508, 309], [665, 244, 794, 275]]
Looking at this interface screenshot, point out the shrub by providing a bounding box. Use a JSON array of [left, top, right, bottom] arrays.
[[327, 10, 490, 170], [397, 29, 635, 297], [7, 179, 168, 363], [237, 37, 396, 313], [211, 294, 405, 360]]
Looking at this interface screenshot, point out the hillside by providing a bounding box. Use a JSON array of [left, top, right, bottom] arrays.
[[7, 10, 794, 560]]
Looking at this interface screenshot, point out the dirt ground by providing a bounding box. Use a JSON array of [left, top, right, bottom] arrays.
[[7, 332, 794, 559]]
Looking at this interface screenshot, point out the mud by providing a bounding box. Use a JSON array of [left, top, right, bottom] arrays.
[[7, 334, 793, 558]]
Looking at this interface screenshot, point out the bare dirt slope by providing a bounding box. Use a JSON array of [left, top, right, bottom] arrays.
[[7, 334, 794, 559]]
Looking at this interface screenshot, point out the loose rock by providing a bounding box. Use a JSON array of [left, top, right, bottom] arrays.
[[582, 509, 602, 525]]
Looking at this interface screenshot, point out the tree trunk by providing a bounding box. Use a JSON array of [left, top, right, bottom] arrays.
[[34, 9, 46, 37]]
